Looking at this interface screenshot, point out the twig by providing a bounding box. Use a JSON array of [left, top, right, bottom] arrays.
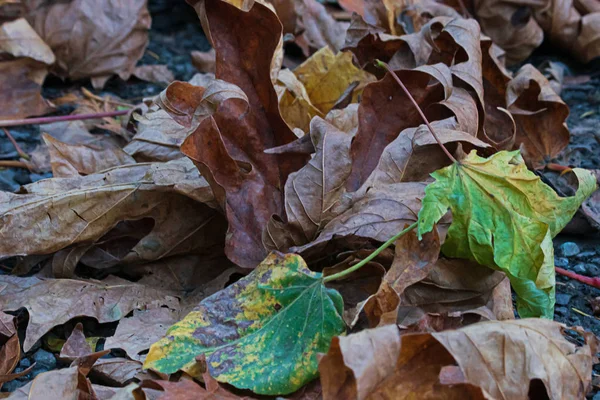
[[0, 160, 31, 169], [556, 267, 600, 289], [375, 60, 459, 164], [323, 222, 418, 282], [81, 87, 134, 108], [2, 128, 30, 160], [0, 110, 130, 128]]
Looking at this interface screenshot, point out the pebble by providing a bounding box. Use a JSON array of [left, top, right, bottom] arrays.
[[31, 349, 56, 377], [559, 242, 580, 257], [593, 392, 600, 400], [555, 257, 569, 268], [0, 169, 18, 192], [586, 264, 600, 277], [575, 251, 596, 260], [573, 263, 587, 275], [555, 306, 569, 316], [555, 294, 572, 306]]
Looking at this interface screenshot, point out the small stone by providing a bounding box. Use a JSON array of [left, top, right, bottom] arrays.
[[32, 349, 56, 376], [19, 358, 31, 368], [573, 263, 587, 274], [559, 242, 580, 257], [555, 306, 569, 316], [555, 257, 569, 268], [586, 264, 600, 277], [593, 392, 600, 400], [576, 251, 596, 259], [555, 294, 572, 306]]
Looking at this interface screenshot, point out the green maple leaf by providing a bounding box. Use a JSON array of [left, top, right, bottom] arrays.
[[144, 252, 345, 395], [418, 150, 597, 318]]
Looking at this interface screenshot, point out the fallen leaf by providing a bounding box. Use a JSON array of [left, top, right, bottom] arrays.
[[90, 358, 143, 387], [276, 117, 353, 244], [181, 0, 306, 268], [294, 0, 347, 53], [0, 17, 54, 63], [294, 46, 376, 115], [0, 312, 19, 390], [0, 159, 224, 272], [506, 64, 570, 168], [43, 133, 136, 177], [276, 68, 323, 133], [418, 150, 597, 317], [0, 58, 52, 119], [144, 252, 345, 395], [346, 66, 451, 191], [142, 375, 255, 399], [60, 322, 93, 362], [0, 274, 179, 351], [25, 0, 151, 87], [133, 65, 175, 85], [320, 319, 598, 399], [364, 227, 440, 327]]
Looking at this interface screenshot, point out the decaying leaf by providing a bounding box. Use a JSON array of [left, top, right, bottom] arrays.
[[133, 65, 175, 85], [144, 252, 345, 395], [25, 0, 151, 87], [0, 274, 178, 351], [418, 150, 597, 317], [0, 312, 21, 390], [320, 319, 599, 399], [0, 58, 52, 119]]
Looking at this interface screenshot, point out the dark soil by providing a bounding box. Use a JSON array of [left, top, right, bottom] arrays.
[[1, 0, 599, 396]]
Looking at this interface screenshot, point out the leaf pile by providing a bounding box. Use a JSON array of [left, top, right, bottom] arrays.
[[0, 0, 599, 399]]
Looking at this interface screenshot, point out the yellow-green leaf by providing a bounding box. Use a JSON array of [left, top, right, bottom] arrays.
[[144, 252, 345, 395], [418, 150, 597, 318]]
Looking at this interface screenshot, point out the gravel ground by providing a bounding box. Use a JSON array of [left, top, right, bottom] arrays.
[[0, 0, 599, 395]]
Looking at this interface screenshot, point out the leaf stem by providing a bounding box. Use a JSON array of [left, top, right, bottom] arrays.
[[0, 110, 130, 128], [375, 60, 458, 165], [323, 222, 418, 282], [556, 267, 600, 289], [2, 128, 30, 160]]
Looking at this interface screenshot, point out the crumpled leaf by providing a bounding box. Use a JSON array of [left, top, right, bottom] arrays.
[[144, 252, 345, 396], [0, 274, 179, 351], [506, 64, 570, 168], [418, 150, 597, 317], [320, 319, 599, 399], [276, 68, 323, 134], [0, 159, 224, 271], [0, 312, 21, 390], [25, 0, 151, 87], [180, 0, 305, 268], [293, 46, 376, 115], [268, 117, 353, 246], [90, 358, 143, 387], [43, 133, 136, 177], [293, 0, 347, 53], [346, 65, 451, 191]]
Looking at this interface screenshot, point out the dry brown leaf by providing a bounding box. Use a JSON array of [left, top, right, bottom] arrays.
[[346, 66, 451, 190], [0, 274, 179, 351], [266, 117, 353, 248], [142, 375, 256, 399], [133, 65, 175, 86], [43, 133, 136, 177], [506, 64, 570, 168], [294, 0, 348, 53], [0, 17, 54, 63], [364, 227, 440, 327], [25, 0, 151, 87], [181, 0, 306, 268], [0, 159, 223, 270], [90, 358, 143, 387], [294, 46, 376, 115], [0, 58, 52, 119], [320, 319, 598, 399], [0, 312, 19, 390], [60, 322, 93, 362]]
